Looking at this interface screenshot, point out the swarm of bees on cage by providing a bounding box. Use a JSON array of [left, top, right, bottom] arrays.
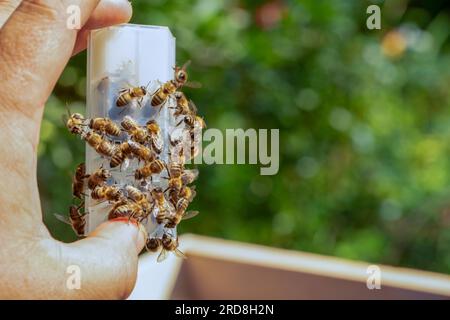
[[56, 61, 205, 262]]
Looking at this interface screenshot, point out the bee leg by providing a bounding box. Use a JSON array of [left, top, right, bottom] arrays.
[[138, 97, 145, 109]]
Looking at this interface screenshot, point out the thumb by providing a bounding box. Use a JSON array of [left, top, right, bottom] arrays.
[[61, 219, 147, 299]]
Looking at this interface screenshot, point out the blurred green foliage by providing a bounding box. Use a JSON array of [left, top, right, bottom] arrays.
[[40, 0, 450, 273]]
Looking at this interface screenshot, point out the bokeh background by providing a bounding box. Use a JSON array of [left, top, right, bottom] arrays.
[[40, 0, 450, 274]]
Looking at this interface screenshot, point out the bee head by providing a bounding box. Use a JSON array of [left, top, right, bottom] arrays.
[[175, 69, 188, 84], [101, 168, 111, 179], [140, 86, 147, 95], [174, 91, 183, 99]]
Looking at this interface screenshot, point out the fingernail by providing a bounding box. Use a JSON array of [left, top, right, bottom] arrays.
[[136, 223, 148, 252], [110, 217, 139, 226]]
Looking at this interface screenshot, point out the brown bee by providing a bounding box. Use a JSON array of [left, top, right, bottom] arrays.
[[107, 198, 129, 219], [176, 114, 206, 131], [173, 60, 201, 89], [170, 92, 190, 117], [179, 185, 197, 202], [65, 112, 86, 135], [110, 202, 146, 221], [110, 141, 133, 168], [150, 80, 178, 108], [72, 163, 89, 200], [150, 187, 172, 224], [89, 117, 121, 137], [54, 203, 87, 237], [145, 237, 162, 253], [116, 85, 148, 108], [91, 185, 123, 202], [170, 92, 199, 117], [125, 185, 152, 212], [83, 131, 115, 157], [121, 116, 148, 144], [168, 184, 196, 208], [157, 233, 186, 262], [146, 120, 163, 154], [150, 61, 200, 108], [134, 159, 165, 180], [87, 167, 111, 190], [165, 197, 199, 229], [128, 141, 155, 163], [164, 162, 184, 196]]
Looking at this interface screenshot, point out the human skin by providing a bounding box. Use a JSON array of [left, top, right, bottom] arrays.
[[0, 0, 147, 299]]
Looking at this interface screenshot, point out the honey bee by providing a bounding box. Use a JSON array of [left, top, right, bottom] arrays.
[[125, 185, 152, 212], [165, 196, 199, 229], [173, 60, 202, 89], [146, 120, 163, 154], [116, 84, 148, 108], [150, 61, 200, 108], [179, 185, 197, 202], [150, 187, 172, 224], [121, 116, 148, 144], [145, 237, 162, 253], [150, 80, 178, 108], [157, 233, 186, 262], [109, 201, 147, 221], [54, 203, 87, 237], [128, 141, 155, 163], [170, 92, 199, 117], [164, 162, 184, 195], [110, 141, 133, 168], [83, 131, 116, 157], [107, 198, 129, 219], [72, 163, 88, 200], [91, 185, 123, 202], [134, 159, 165, 180], [168, 185, 196, 208], [177, 114, 206, 131], [87, 167, 111, 190], [89, 117, 121, 137], [65, 112, 86, 135]]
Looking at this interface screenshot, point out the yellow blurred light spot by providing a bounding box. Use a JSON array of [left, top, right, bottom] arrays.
[[40, 119, 56, 142], [413, 138, 444, 165], [381, 30, 407, 58], [51, 144, 73, 169], [37, 143, 46, 158]]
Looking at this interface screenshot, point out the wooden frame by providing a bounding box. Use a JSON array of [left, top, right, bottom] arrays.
[[129, 234, 450, 300]]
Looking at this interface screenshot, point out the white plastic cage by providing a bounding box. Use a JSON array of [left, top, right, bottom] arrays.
[[85, 24, 176, 236]]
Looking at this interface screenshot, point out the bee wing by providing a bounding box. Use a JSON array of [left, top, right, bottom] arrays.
[[184, 169, 199, 182], [188, 100, 198, 114], [181, 60, 192, 70], [152, 132, 164, 153], [174, 248, 187, 259], [61, 114, 68, 127], [54, 213, 71, 226], [188, 189, 197, 202], [182, 210, 199, 221], [157, 249, 168, 263], [184, 81, 202, 89]]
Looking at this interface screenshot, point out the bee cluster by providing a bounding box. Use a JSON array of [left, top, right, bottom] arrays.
[[59, 61, 205, 262]]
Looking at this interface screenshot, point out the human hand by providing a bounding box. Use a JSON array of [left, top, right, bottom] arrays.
[[0, 0, 147, 299]]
